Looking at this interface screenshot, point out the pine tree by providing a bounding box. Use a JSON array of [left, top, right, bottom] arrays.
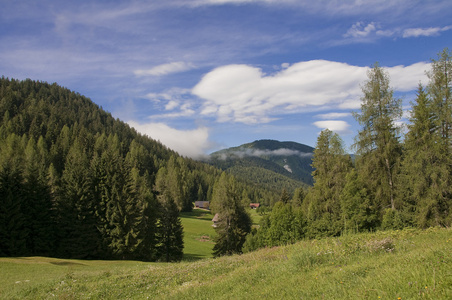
[[353, 63, 402, 216]]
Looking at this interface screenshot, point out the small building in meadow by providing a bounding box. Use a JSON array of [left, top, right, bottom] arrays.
[[195, 201, 210, 209], [250, 203, 260, 209]]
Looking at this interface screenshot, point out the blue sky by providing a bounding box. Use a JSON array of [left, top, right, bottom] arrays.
[[1, 0, 451, 158]]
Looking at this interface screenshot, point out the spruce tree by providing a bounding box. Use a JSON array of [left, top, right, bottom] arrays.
[[340, 169, 378, 232], [423, 48, 452, 226], [156, 192, 184, 262], [399, 85, 438, 227], [23, 137, 54, 256], [211, 173, 251, 257], [305, 129, 352, 237], [56, 140, 101, 258], [0, 134, 27, 256]]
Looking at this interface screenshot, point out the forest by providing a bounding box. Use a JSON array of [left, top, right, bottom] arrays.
[[0, 48, 451, 260], [244, 48, 452, 252]]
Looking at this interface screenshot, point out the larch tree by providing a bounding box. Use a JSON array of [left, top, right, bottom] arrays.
[[353, 63, 402, 217]]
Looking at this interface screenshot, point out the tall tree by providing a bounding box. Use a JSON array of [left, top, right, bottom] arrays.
[[423, 48, 452, 226], [156, 191, 184, 262], [56, 139, 101, 258], [305, 129, 352, 237], [0, 134, 27, 256], [340, 168, 378, 232], [353, 63, 402, 215], [211, 173, 251, 257], [399, 85, 437, 227], [22, 137, 54, 255]]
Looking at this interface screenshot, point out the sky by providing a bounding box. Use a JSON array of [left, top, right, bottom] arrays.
[[1, 0, 451, 158]]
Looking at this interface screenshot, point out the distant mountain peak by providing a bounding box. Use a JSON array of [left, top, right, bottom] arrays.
[[207, 139, 314, 190]]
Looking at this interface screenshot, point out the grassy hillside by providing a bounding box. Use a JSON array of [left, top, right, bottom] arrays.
[[1, 227, 450, 299]]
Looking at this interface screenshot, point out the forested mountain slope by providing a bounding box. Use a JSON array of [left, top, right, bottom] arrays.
[[207, 139, 314, 192], [0, 77, 227, 261]]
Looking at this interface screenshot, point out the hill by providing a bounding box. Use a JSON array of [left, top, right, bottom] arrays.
[[0, 77, 233, 261], [1, 227, 450, 299], [207, 139, 314, 192]]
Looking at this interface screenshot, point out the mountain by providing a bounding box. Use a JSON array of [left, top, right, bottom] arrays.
[[0, 77, 228, 260], [207, 139, 315, 192]]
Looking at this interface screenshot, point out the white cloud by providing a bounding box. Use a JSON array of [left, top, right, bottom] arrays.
[[145, 88, 195, 118], [192, 60, 429, 124], [134, 62, 195, 77], [127, 121, 212, 158], [215, 148, 312, 160], [344, 22, 377, 38], [316, 112, 351, 119], [313, 120, 352, 134], [402, 26, 452, 38], [387, 62, 430, 90]]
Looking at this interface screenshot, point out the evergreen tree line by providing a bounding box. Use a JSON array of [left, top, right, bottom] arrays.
[[244, 48, 452, 252], [0, 77, 228, 261]]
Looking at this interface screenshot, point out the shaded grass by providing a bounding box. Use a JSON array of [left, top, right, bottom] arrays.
[[1, 227, 451, 299], [180, 209, 216, 261], [248, 208, 263, 227]]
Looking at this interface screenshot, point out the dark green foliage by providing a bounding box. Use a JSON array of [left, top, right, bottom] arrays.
[[22, 137, 54, 256], [156, 193, 184, 262], [0, 163, 27, 256], [340, 169, 378, 233], [304, 129, 352, 238], [243, 202, 306, 252], [0, 77, 219, 260], [211, 173, 252, 257]]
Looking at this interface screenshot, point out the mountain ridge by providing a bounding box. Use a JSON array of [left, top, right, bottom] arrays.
[[206, 139, 314, 192]]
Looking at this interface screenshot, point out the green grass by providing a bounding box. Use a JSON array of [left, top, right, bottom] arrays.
[[248, 208, 263, 226], [180, 208, 216, 260], [1, 228, 451, 299]]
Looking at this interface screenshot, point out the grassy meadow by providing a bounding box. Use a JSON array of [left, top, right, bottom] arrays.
[[1, 212, 451, 299], [180, 209, 216, 260]]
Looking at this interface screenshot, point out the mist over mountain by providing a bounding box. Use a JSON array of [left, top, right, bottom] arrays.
[[206, 140, 314, 191]]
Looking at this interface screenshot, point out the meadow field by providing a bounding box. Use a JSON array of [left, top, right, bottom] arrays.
[[0, 212, 451, 299]]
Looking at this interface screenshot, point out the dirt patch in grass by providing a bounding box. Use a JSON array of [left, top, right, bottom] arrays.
[[197, 235, 212, 242]]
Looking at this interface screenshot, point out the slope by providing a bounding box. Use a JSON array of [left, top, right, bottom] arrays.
[[1, 228, 450, 299]]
